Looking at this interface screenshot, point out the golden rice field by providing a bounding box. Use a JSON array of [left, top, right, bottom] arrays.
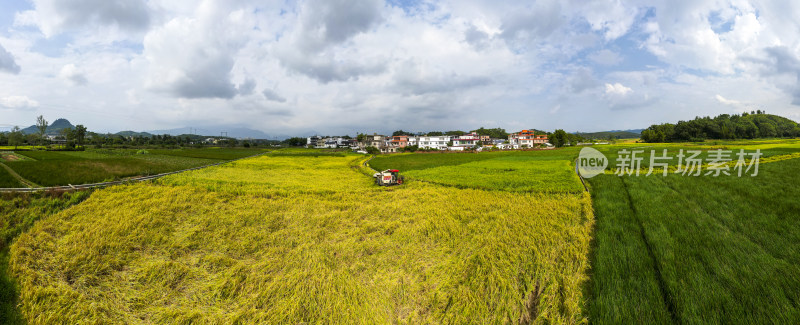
[[9, 154, 594, 324]]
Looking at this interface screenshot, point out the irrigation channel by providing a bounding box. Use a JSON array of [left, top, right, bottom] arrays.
[[0, 152, 268, 193]]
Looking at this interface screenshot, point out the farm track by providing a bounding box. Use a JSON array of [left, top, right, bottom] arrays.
[[619, 177, 679, 323], [0, 162, 39, 188], [0, 152, 267, 193], [574, 158, 589, 192]]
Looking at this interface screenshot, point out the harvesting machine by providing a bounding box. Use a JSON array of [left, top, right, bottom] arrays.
[[373, 169, 404, 186]]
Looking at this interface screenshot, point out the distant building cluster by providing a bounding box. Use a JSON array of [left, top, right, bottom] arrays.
[[307, 130, 551, 153]]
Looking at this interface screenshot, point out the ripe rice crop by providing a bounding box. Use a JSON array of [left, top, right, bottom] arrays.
[[10, 155, 595, 324], [0, 190, 92, 323]]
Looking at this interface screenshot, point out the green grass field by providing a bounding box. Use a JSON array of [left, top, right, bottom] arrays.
[[587, 143, 800, 323], [148, 148, 268, 160], [0, 167, 21, 188], [2, 148, 266, 187]]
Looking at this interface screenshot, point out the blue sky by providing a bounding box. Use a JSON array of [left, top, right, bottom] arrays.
[[1, 0, 799, 136]]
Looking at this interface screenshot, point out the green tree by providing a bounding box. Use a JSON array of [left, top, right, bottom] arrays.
[[282, 137, 307, 147], [472, 127, 508, 139], [392, 130, 412, 136], [402, 145, 419, 152], [59, 127, 75, 141], [445, 130, 466, 136], [551, 129, 568, 148], [36, 115, 48, 145], [8, 126, 23, 149]]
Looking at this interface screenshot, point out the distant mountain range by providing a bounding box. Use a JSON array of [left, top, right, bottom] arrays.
[[146, 126, 290, 140], [13, 118, 288, 139]]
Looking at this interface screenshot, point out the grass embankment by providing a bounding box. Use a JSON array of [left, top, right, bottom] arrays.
[[4, 148, 266, 187], [10, 153, 594, 323], [587, 144, 800, 323], [0, 191, 92, 324], [0, 166, 22, 188]]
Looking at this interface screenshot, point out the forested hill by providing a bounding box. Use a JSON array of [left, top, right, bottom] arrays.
[[574, 130, 641, 140], [641, 112, 800, 142], [21, 118, 75, 135]]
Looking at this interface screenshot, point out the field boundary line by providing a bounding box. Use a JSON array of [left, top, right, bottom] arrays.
[[363, 155, 377, 173], [0, 161, 40, 188], [620, 178, 680, 323], [0, 151, 268, 193], [574, 159, 589, 192]]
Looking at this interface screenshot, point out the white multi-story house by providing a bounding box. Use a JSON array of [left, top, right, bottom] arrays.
[[307, 136, 323, 147], [450, 132, 481, 149], [309, 136, 352, 148], [412, 135, 451, 150]]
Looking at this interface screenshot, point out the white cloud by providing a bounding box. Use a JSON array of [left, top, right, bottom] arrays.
[[2, 0, 800, 135], [605, 83, 632, 96], [237, 78, 257, 96], [0, 96, 39, 109], [59, 63, 88, 85], [274, 0, 386, 83], [576, 0, 638, 40], [143, 1, 248, 99], [715, 94, 741, 106], [0, 44, 21, 74], [262, 89, 287, 103], [14, 0, 150, 37]]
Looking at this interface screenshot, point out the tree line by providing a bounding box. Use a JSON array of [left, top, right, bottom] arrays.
[[641, 111, 800, 143]]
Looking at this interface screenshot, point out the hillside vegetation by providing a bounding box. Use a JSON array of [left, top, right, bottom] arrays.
[[574, 130, 641, 140], [641, 112, 800, 142]]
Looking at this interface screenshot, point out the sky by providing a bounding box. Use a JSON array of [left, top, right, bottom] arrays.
[[1, 0, 800, 136]]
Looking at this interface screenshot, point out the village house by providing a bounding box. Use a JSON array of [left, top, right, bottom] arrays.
[[413, 135, 451, 150], [306, 136, 323, 147], [360, 133, 388, 152], [307, 136, 353, 148], [380, 135, 409, 153], [388, 135, 409, 149], [450, 132, 481, 150], [508, 130, 549, 147]]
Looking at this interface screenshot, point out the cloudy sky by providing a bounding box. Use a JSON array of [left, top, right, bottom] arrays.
[[1, 0, 799, 136]]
